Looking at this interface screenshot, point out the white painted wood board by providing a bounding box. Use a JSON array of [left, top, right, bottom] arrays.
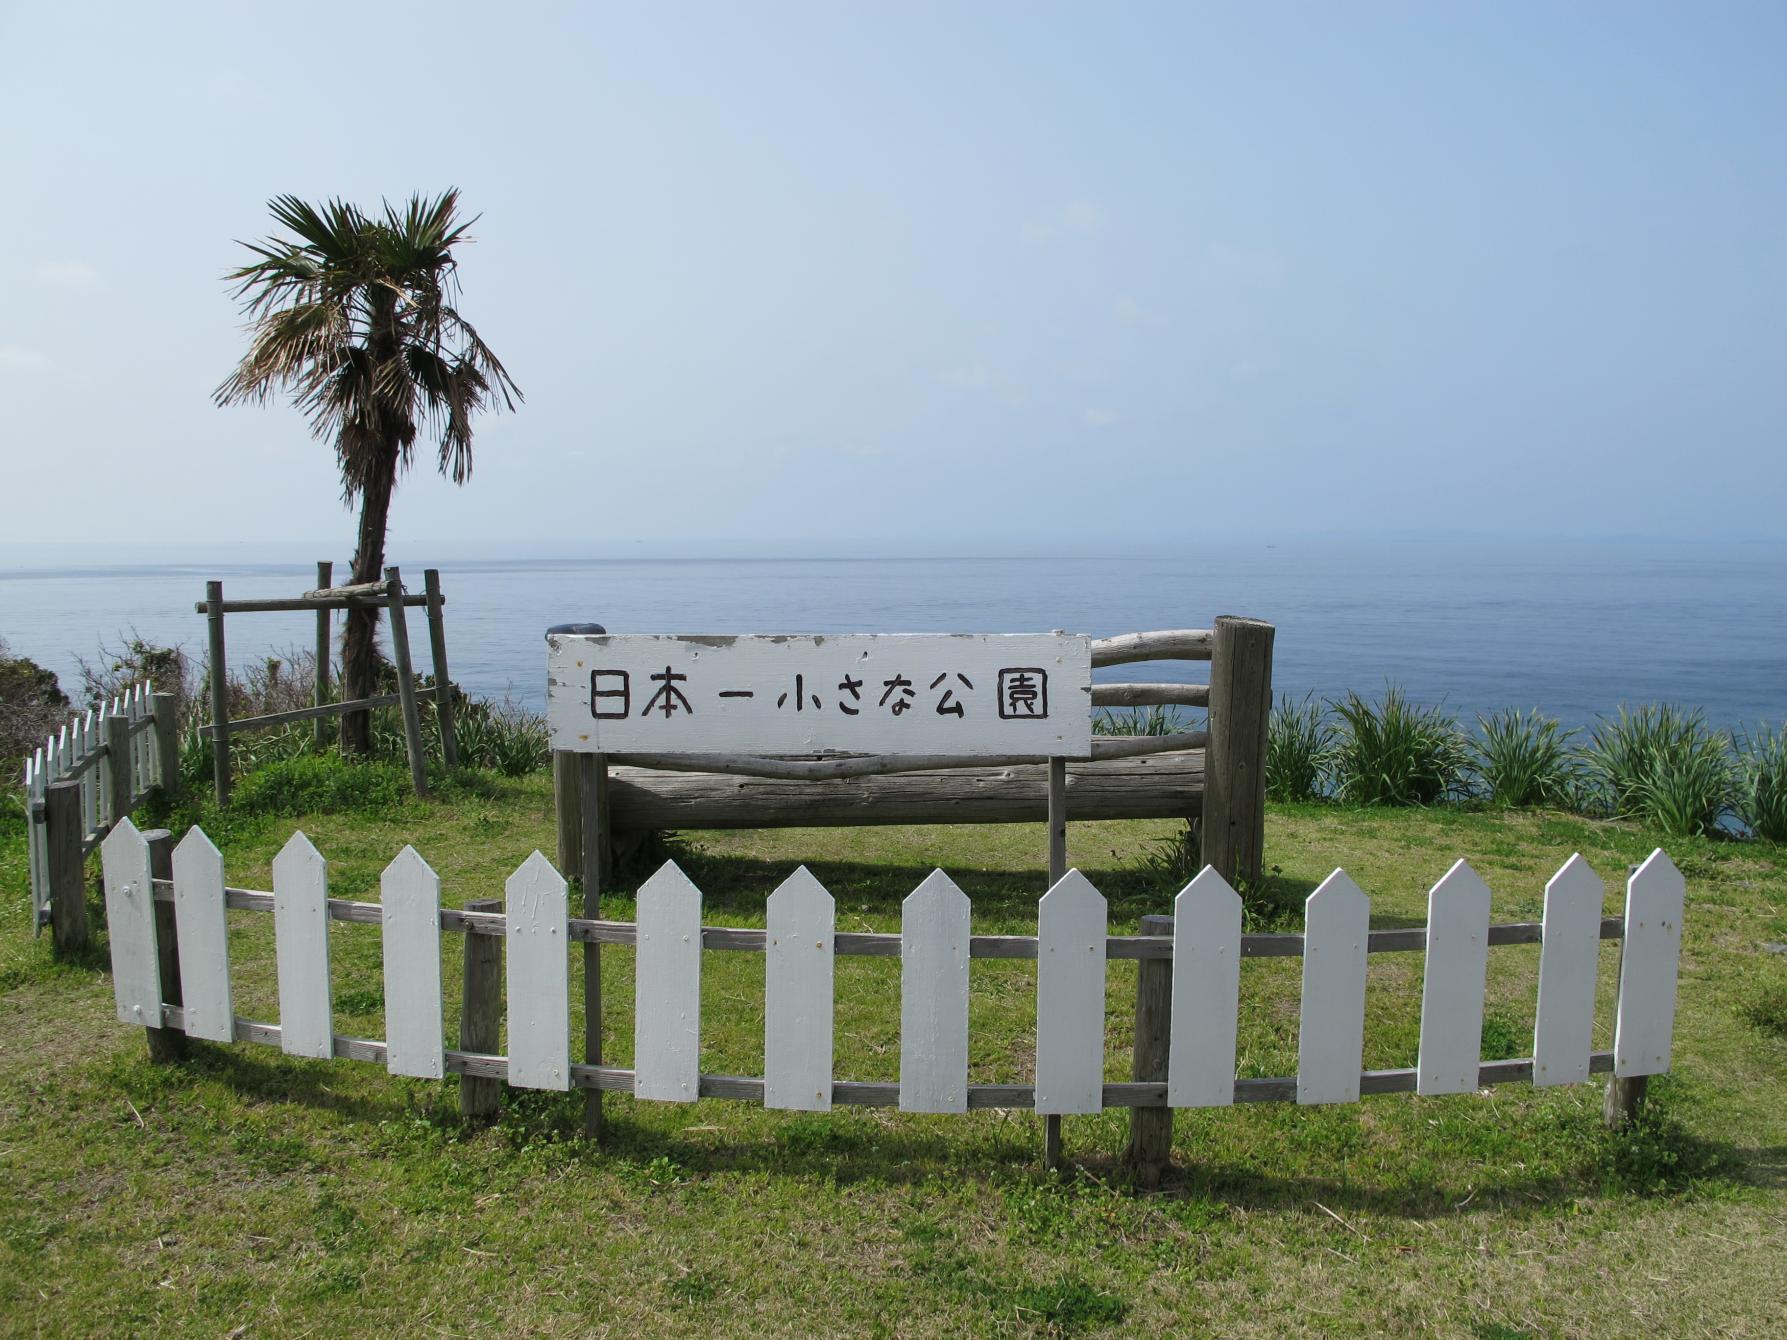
[[764, 866, 835, 1111], [505, 851, 571, 1090], [172, 826, 234, 1042], [900, 870, 971, 1113], [1614, 849, 1685, 1078], [1168, 865, 1242, 1107], [1533, 853, 1603, 1087], [272, 831, 333, 1059], [380, 846, 445, 1079], [1416, 860, 1493, 1096], [1298, 869, 1370, 1105], [1035, 870, 1107, 1115], [101, 819, 160, 1026], [547, 633, 1093, 757], [634, 860, 703, 1101]]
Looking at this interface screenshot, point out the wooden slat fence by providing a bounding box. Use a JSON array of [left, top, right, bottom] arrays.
[[22, 682, 176, 936], [101, 823, 1685, 1140]]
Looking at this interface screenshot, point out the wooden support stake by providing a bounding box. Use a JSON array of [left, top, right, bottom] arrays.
[[579, 752, 610, 1141], [1125, 913, 1174, 1187], [1045, 755, 1067, 1170], [384, 567, 429, 798], [103, 714, 133, 830], [1604, 936, 1650, 1129], [459, 896, 504, 1122], [205, 580, 231, 807], [46, 780, 89, 957], [151, 692, 179, 801], [423, 568, 458, 768], [313, 560, 332, 749], [1203, 616, 1274, 890], [141, 829, 187, 1063], [554, 751, 582, 879]]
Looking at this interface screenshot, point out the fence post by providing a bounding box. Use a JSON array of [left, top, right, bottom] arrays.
[[423, 568, 458, 768], [1125, 913, 1175, 1187], [459, 897, 504, 1122], [141, 829, 188, 1062], [103, 713, 133, 830], [1044, 755, 1069, 1170], [151, 692, 180, 802], [554, 752, 582, 878], [313, 560, 333, 750], [1203, 616, 1274, 890], [384, 567, 430, 798], [579, 752, 610, 1140], [206, 580, 231, 806], [1603, 925, 1649, 1129], [46, 780, 89, 957]]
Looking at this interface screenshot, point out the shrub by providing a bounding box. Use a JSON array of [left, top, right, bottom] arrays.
[[231, 754, 414, 816], [0, 637, 70, 765], [1735, 724, 1787, 842], [1584, 705, 1734, 837], [1265, 693, 1334, 801], [1329, 686, 1470, 807], [1473, 708, 1580, 807]]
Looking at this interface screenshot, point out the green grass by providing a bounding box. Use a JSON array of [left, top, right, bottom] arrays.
[[4, 777, 1787, 1336]]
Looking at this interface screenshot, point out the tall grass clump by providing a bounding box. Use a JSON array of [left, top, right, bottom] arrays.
[[1473, 708, 1580, 807], [1265, 693, 1334, 801], [1093, 705, 1202, 737], [1585, 705, 1734, 837], [1330, 686, 1470, 807], [1734, 724, 1787, 842]]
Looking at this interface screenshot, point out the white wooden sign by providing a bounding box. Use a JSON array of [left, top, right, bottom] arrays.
[[546, 633, 1092, 757]]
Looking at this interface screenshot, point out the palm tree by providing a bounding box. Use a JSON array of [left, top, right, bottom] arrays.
[[215, 190, 520, 753]]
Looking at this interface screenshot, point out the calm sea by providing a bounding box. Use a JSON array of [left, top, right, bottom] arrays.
[[2, 540, 1783, 732]]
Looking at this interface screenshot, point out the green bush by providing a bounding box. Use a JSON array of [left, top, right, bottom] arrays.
[[1330, 686, 1470, 807], [231, 754, 415, 817], [1585, 705, 1734, 837], [1265, 693, 1334, 801], [1735, 724, 1787, 842], [1473, 708, 1580, 807]]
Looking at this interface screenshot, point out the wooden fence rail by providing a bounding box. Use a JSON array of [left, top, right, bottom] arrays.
[[103, 823, 1683, 1178], [22, 683, 178, 950]]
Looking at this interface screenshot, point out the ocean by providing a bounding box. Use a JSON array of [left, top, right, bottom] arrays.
[[2, 540, 1783, 732]]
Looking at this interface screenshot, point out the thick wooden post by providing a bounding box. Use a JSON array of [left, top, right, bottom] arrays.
[[151, 692, 180, 802], [141, 829, 187, 1063], [1203, 616, 1274, 890], [46, 780, 89, 957], [1603, 930, 1650, 1129], [205, 580, 231, 806], [423, 569, 458, 768], [384, 567, 430, 798], [1044, 755, 1068, 1171], [579, 752, 610, 1141], [103, 713, 133, 829], [313, 560, 332, 749], [459, 897, 503, 1122], [554, 752, 582, 878], [1126, 913, 1174, 1187]]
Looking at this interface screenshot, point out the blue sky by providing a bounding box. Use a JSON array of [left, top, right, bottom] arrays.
[[2, 2, 1783, 551]]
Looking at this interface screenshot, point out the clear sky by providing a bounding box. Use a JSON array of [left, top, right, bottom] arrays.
[[2, 2, 1783, 552]]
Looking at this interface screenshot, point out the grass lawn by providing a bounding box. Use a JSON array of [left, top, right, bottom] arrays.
[[3, 773, 1785, 1337]]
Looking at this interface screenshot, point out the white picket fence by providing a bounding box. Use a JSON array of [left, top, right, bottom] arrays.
[[99, 821, 1685, 1110], [23, 683, 165, 931]]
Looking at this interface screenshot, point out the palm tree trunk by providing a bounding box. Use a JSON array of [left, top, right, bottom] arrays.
[[339, 449, 398, 755]]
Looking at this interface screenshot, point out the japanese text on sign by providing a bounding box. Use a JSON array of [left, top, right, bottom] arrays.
[[546, 634, 1093, 757]]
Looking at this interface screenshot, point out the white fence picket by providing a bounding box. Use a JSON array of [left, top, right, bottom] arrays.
[[1533, 853, 1603, 1087], [1298, 869, 1370, 1105], [100, 819, 160, 1026], [634, 860, 703, 1102], [172, 827, 234, 1042], [1613, 849, 1685, 1078], [1035, 870, 1107, 1115], [900, 869, 970, 1113], [80, 713, 97, 838], [1416, 860, 1493, 1095], [272, 831, 333, 1059], [1168, 866, 1242, 1107], [764, 866, 835, 1111], [505, 851, 570, 1090], [381, 847, 444, 1079]]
